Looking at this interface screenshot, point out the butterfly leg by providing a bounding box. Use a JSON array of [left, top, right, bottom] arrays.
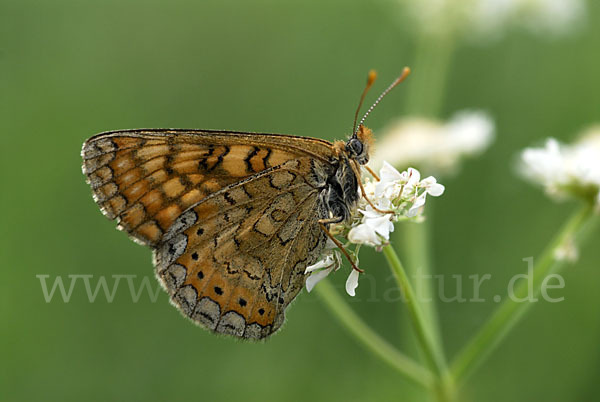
[[364, 165, 380, 181], [318, 217, 364, 273], [350, 160, 394, 215]]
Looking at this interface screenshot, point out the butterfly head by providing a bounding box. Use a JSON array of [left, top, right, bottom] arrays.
[[346, 124, 374, 165]]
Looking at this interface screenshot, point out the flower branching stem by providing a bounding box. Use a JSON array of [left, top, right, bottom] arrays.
[[450, 202, 598, 385]]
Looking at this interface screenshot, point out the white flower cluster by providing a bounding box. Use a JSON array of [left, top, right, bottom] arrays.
[[371, 111, 495, 175], [305, 162, 444, 296], [470, 0, 586, 38], [400, 0, 586, 39], [520, 126, 600, 205], [348, 162, 445, 246]]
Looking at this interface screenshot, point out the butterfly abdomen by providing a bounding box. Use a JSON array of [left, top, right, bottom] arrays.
[[319, 156, 360, 223]]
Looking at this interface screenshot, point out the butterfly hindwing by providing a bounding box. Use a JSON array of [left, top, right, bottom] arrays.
[[154, 159, 329, 338]]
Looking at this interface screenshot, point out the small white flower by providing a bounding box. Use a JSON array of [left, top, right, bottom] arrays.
[[372, 111, 495, 176], [421, 176, 445, 197], [348, 222, 382, 246], [405, 176, 446, 217], [305, 252, 341, 292], [519, 127, 600, 205], [346, 270, 360, 297], [348, 211, 395, 246]]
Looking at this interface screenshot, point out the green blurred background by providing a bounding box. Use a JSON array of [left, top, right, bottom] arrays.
[[2, 1, 599, 401]]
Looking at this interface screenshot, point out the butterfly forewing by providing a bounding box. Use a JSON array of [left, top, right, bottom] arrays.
[[82, 129, 336, 338], [81, 129, 333, 245]]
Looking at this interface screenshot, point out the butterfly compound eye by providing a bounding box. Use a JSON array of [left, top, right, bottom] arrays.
[[346, 138, 364, 157]]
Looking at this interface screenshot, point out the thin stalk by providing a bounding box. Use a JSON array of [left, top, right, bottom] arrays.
[[399, 219, 442, 347], [315, 278, 433, 388], [383, 245, 454, 401], [400, 28, 457, 374], [450, 203, 598, 385]]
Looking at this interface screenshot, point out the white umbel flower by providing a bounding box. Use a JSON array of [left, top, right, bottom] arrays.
[[348, 162, 445, 246], [372, 111, 494, 175], [519, 127, 600, 205], [470, 0, 586, 37], [400, 0, 586, 39], [306, 162, 445, 296]]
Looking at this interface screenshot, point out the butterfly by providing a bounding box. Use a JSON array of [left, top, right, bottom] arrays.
[[81, 68, 410, 339]]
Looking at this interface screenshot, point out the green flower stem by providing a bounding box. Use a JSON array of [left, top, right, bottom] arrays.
[[450, 203, 598, 385], [400, 27, 457, 375], [383, 245, 454, 401], [315, 278, 434, 388], [399, 220, 442, 348]]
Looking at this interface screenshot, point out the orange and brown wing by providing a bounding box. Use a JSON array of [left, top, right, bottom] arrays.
[[81, 129, 334, 246], [154, 159, 328, 339]]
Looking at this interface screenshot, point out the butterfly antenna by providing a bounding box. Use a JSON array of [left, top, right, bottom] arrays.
[[352, 70, 378, 137], [354, 67, 411, 136]]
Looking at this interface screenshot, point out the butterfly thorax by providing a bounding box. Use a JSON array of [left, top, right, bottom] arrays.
[[316, 125, 373, 224]]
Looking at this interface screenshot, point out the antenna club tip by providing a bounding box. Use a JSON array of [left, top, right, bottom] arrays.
[[393, 67, 411, 85], [367, 69, 377, 84]]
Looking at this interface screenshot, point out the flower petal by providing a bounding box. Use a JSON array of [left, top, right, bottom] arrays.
[[345, 269, 360, 296], [359, 207, 384, 219], [305, 255, 333, 273], [407, 193, 427, 217], [380, 161, 403, 182], [407, 167, 421, 185], [421, 176, 445, 196], [305, 266, 333, 292], [427, 182, 445, 197], [365, 215, 394, 240]]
